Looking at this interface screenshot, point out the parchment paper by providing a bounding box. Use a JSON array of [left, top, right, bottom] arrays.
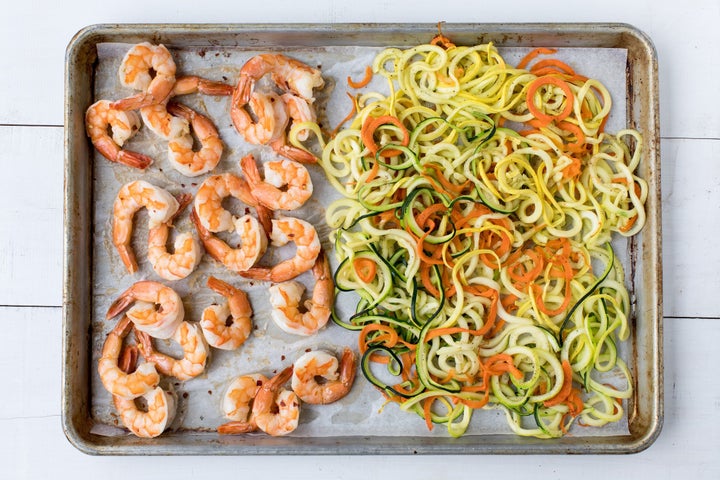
[[89, 43, 631, 437]]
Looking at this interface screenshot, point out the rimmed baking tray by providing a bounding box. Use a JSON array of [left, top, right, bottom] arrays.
[[63, 23, 662, 455]]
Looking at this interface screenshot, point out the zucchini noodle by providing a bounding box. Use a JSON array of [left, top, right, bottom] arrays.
[[315, 41, 645, 438]]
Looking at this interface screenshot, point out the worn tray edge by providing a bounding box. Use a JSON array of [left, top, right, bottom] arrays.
[[61, 22, 663, 455]]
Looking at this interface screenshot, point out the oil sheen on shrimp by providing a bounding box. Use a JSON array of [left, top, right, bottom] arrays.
[[85, 100, 152, 169], [238, 216, 321, 283], [113, 345, 176, 438], [112, 42, 176, 111], [230, 90, 289, 145], [106, 281, 184, 340], [165, 101, 223, 177], [112, 180, 180, 274], [194, 172, 268, 233], [147, 194, 201, 281], [268, 251, 333, 336], [251, 366, 300, 436], [240, 154, 313, 211], [97, 316, 160, 400], [291, 348, 356, 405], [136, 321, 209, 381], [221, 373, 268, 422], [191, 208, 268, 274], [201, 277, 253, 350]]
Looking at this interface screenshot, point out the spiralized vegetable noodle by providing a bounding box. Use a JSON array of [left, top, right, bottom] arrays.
[[311, 41, 646, 438]]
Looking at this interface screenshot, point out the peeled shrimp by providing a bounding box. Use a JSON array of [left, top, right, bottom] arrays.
[[191, 209, 268, 273], [147, 194, 201, 281], [136, 321, 209, 381], [98, 316, 160, 400], [113, 345, 176, 438], [239, 216, 321, 283], [231, 90, 289, 145], [241, 154, 313, 211], [280, 93, 316, 141], [252, 366, 300, 436], [291, 348, 356, 405], [221, 373, 268, 422], [106, 281, 184, 340], [112, 180, 180, 273], [193, 172, 270, 234], [201, 277, 253, 350], [85, 100, 152, 169], [166, 101, 223, 177], [112, 42, 176, 111], [234, 53, 324, 107], [268, 251, 333, 336]]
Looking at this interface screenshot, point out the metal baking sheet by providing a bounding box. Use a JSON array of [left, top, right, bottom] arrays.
[[63, 23, 662, 455]]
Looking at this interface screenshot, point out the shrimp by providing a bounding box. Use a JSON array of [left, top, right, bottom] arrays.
[[97, 316, 160, 400], [240, 154, 313, 211], [280, 93, 316, 141], [253, 366, 300, 436], [85, 100, 152, 169], [106, 281, 184, 340], [194, 172, 271, 234], [191, 209, 268, 273], [113, 345, 177, 438], [166, 101, 223, 177], [136, 321, 209, 381], [234, 53, 324, 107], [291, 348, 356, 405], [139, 103, 190, 140], [230, 90, 289, 145], [172, 76, 234, 96], [112, 180, 180, 273], [268, 251, 333, 336], [221, 373, 268, 422], [112, 42, 176, 111], [201, 277, 253, 350], [147, 194, 201, 281], [238, 216, 321, 283]]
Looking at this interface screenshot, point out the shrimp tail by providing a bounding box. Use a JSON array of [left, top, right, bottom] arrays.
[[115, 244, 139, 274], [217, 421, 256, 435], [269, 139, 318, 164], [339, 347, 357, 388], [233, 75, 253, 108], [240, 154, 262, 185], [111, 93, 160, 111], [173, 76, 234, 96], [119, 345, 139, 374], [166, 101, 194, 121], [117, 150, 153, 170], [172, 193, 194, 220], [106, 291, 136, 319], [236, 267, 272, 282], [206, 276, 237, 297], [191, 207, 226, 263]]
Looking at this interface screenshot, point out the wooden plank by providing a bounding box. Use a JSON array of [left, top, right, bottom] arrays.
[[662, 138, 720, 317], [1, 310, 717, 477], [0, 1, 718, 138], [0, 126, 63, 306]]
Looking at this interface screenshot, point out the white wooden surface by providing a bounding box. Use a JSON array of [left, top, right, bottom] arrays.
[[1, 1, 718, 478]]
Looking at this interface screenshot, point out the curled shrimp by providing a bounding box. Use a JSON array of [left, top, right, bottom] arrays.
[[253, 366, 300, 436], [268, 251, 333, 336], [85, 100, 152, 169], [136, 321, 210, 381], [221, 373, 268, 423], [193, 172, 272, 234], [231, 90, 289, 145], [234, 53, 324, 107], [241, 154, 313, 211], [291, 348, 356, 405], [280, 93, 316, 141], [106, 281, 184, 340], [147, 194, 201, 281], [239, 216, 321, 283], [98, 316, 160, 400], [113, 345, 177, 438], [112, 42, 176, 111], [112, 180, 180, 273], [165, 101, 223, 177], [192, 208, 268, 273], [201, 277, 253, 350]]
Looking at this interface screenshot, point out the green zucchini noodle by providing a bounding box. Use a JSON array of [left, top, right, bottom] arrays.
[[311, 41, 646, 438]]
